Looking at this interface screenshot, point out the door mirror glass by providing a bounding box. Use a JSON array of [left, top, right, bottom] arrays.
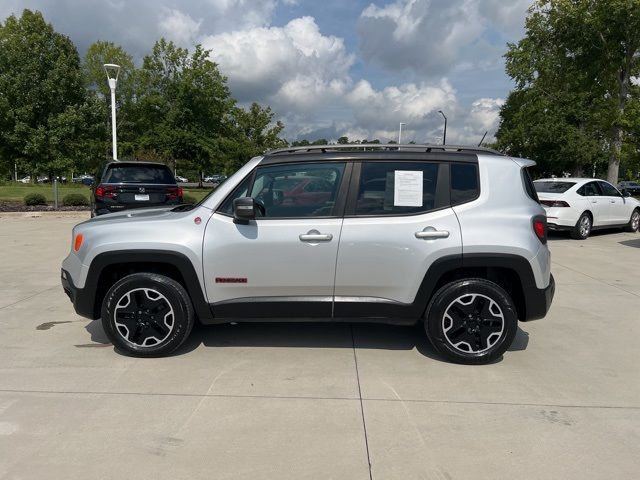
[[233, 197, 257, 224]]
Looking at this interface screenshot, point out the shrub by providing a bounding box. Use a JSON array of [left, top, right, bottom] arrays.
[[24, 193, 47, 206], [62, 193, 89, 206], [183, 194, 198, 204]]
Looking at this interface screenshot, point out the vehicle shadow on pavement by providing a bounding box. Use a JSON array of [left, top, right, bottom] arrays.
[[619, 238, 640, 248], [172, 322, 530, 363]]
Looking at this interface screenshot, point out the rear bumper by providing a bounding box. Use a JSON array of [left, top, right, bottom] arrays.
[[94, 200, 181, 216], [61, 269, 97, 319], [547, 222, 573, 231], [522, 273, 555, 321]]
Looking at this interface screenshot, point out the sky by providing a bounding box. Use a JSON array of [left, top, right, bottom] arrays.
[[0, 0, 532, 144]]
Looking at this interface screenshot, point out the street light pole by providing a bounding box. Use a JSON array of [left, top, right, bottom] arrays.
[[398, 122, 406, 144], [104, 64, 121, 161], [438, 110, 447, 145]]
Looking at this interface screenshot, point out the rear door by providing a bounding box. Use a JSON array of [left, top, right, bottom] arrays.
[[333, 160, 462, 320], [576, 181, 607, 226]]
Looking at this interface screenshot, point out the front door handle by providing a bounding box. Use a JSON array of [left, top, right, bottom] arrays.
[[415, 227, 450, 239], [299, 230, 333, 242], [610, 200, 616, 203]]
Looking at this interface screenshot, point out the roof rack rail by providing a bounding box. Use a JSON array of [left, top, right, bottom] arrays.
[[265, 144, 504, 156]]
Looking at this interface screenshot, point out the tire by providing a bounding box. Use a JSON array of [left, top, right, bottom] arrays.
[[424, 278, 518, 365], [571, 212, 591, 240], [101, 273, 195, 357], [623, 208, 640, 233]]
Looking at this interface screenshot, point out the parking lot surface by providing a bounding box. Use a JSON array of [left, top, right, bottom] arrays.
[[0, 212, 639, 479]]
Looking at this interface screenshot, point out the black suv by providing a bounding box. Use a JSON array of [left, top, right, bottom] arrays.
[[91, 161, 183, 216]]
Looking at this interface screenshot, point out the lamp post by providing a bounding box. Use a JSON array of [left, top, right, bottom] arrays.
[[398, 122, 406, 144], [438, 110, 447, 145], [104, 64, 121, 160]]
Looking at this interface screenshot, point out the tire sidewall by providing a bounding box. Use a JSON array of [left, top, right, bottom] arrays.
[[101, 273, 194, 357], [425, 279, 518, 364], [573, 213, 591, 240]]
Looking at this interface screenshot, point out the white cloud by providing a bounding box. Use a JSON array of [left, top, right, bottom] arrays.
[[202, 16, 354, 105], [358, 0, 528, 77], [159, 8, 202, 46]]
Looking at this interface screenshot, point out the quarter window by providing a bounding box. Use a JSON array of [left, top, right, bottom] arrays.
[[354, 162, 439, 216], [451, 163, 479, 205]]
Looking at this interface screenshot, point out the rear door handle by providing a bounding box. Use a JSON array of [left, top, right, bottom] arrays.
[[299, 230, 333, 242], [415, 227, 450, 239], [610, 200, 616, 203]]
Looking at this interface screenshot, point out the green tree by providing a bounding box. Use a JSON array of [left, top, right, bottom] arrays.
[[0, 10, 91, 178], [220, 102, 286, 172], [497, 0, 640, 182], [135, 39, 235, 180]]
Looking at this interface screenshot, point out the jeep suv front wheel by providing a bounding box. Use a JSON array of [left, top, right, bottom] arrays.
[[424, 278, 518, 365], [101, 273, 195, 357]]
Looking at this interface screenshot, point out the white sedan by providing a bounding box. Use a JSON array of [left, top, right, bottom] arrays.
[[534, 178, 640, 239]]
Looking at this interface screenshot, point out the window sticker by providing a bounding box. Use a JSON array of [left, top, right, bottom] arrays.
[[394, 170, 423, 207]]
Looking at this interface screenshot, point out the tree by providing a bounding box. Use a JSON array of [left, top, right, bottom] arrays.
[[497, 0, 640, 183], [0, 10, 91, 177], [221, 103, 286, 172], [135, 39, 235, 180]]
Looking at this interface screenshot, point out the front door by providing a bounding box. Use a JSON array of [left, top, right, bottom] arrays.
[[202, 161, 350, 319], [597, 181, 628, 224], [333, 161, 463, 320]]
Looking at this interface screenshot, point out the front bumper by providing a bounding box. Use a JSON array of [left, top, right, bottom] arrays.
[[61, 269, 97, 319], [522, 273, 555, 321]]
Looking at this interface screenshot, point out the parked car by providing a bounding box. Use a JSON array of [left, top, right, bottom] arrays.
[[618, 181, 640, 196], [17, 176, 30, 184], [90, 161, 183, 217], [534, 178, 640, 239], [175, 175, 189, 183], [62, 144, 554, 364], [204, 174, 227, 186]]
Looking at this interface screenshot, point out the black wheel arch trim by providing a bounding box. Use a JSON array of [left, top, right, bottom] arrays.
[[66, 250, 213, 323]]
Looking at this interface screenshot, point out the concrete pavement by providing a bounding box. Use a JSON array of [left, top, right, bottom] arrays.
[[0, 213, 638, 479]]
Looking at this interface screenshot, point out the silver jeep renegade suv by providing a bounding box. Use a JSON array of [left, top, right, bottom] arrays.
[[61, 145, 555, 364]]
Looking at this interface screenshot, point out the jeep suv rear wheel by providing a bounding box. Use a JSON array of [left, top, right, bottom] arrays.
[[424, 278, 518, 364], [101, 273, 195, 357]]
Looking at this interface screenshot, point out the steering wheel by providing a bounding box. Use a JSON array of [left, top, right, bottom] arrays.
[[254, 199, 266, 217]]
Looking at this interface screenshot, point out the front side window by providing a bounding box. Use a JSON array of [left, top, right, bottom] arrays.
[[598, 181, 621, 197], [354, 162, 439, 216], [249, 163, 345, 218]]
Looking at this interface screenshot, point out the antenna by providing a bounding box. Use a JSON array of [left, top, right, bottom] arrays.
[[478, 131, 488, 147]]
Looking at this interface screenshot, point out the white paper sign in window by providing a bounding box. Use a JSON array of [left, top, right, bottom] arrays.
[[394, 170, 423, 207]]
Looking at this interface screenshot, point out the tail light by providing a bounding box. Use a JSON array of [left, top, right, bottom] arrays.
[[166, 186, 183, 200], [540, 200, 570, 207], [95, 185, 116, 199], [533, 215, 547, 244]]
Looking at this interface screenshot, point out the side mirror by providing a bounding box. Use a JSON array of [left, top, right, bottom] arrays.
[[233, 197, 257, 224], [622, 189, 632, 198]]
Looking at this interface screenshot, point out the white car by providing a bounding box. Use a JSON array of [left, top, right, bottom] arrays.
[[175, 175, 188, 183], [534, 178, 640, 239]]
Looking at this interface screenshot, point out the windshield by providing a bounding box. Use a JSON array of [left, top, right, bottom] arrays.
[[534, 181, 576, 193], [103, 164, 175, 184]]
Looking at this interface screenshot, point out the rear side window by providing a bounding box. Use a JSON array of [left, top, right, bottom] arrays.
[[450, 163, 479, 205], [354, 162, 439, 216], [522, 169, 539, 202], [577, 182, 600, 197], [533, 181, 575, 193], [102, 164, 175, 184]]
